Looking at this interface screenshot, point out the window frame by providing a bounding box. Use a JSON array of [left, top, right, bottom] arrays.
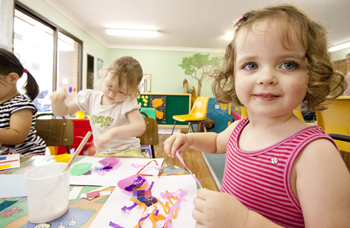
[[14, 1, 83, 92]]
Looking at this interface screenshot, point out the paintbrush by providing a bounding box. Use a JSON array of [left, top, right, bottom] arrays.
[[62, 131, 92, 173]]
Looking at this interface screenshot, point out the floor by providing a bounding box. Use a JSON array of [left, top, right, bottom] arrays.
[[154, 134, 220, 191]]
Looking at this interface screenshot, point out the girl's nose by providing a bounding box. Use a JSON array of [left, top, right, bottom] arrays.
[[108, 90, 116, 96], [257, 69, 277, 85]]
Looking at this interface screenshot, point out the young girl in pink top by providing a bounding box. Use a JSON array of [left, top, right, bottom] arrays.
[[164, 4, 350, 228]]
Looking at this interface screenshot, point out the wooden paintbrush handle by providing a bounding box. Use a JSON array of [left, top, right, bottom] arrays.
[[63, 131, 92, 173]]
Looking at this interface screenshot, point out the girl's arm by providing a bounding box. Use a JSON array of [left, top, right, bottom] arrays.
[[164, 120, 239, 158], [0, 109, 33, 145], [50, 92, 80, 116], [294, 139, 350, 227], [93, 109, 146, 148], [192, 138, 350, 228]]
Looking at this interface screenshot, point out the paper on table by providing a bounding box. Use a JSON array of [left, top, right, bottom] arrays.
[[0, 174, 27, 197], [89, 175, 197, 228], [69, 157, 164, 186], [0, 154, 20, 170]]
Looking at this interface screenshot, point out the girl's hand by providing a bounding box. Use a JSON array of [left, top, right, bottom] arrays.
[[87, 143, 96, 156], [49, 92, 67, 104], [193, 189, 248, 228], [93, 131, 114, 150], [163, 133, 193, 158]]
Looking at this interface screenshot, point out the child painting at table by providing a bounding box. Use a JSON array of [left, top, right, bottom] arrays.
[[50, 56, 146, 157], [164, 4, 350, 228], [0, 48, 46, 155]]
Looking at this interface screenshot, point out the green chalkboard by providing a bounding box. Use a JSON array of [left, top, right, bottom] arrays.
[[137, 93, 191, 126]]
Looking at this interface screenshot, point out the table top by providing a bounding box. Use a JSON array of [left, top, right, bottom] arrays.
[[0, 155, 193, 228]]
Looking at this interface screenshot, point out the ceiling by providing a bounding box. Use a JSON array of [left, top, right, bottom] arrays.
[[47, 0, 350, 53]]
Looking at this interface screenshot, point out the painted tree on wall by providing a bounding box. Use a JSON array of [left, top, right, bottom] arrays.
[[179, 53, 221, 96]]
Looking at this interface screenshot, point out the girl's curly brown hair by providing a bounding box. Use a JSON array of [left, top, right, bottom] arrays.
[[212, 4, 347, 112]]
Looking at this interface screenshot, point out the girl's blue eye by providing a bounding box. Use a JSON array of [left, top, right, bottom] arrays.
[[243, 62, 258, 70], [281, 61, 298, 70]]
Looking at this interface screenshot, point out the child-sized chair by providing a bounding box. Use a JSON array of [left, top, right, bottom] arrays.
[[316, 96, 350, 154], [35, 113, 74, 154], [139, 112, 159, 158], [171, 97, 210, 134]]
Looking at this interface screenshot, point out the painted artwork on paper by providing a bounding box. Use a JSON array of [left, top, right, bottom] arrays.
[[150, 96, 166, 123]]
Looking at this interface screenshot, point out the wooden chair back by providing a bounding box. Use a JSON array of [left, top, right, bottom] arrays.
[[138, 112, 159, 158], [35, 116, 74, 153]]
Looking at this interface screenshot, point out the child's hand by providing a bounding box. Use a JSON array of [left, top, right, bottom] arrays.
[[93, 131, 114, 150], [193, 188, 248, 228], [50, 92, 67, 104], [163, 133, 193, 158], [87, 143, 96, 156]]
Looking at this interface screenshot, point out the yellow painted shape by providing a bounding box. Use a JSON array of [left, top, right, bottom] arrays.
[[0, 164, 11, 170], [152, 98, 163, 108], [54, 154, 72, 163], [156, 110, 164, 119]]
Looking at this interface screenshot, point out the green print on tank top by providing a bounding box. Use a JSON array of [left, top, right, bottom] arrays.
[[92, 115, 114, 127]]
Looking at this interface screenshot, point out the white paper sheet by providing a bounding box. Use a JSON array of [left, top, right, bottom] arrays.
[[0, 174, 27, 197], [90, 175, 197, 228], [69, 157, 164, 186]]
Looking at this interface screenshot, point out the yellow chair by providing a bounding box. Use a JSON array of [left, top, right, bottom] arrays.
[[293, 105, 305, 121], [171, 97, 210, 134], [316, 96, 350, 152]]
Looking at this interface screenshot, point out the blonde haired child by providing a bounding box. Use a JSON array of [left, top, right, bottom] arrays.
[[51, 56, 146, 157], [0, 48, 46, 155], [164, 4, 350, 228]]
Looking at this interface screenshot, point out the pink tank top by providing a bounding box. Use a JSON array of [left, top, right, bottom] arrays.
[[221, 118, 337, 228]]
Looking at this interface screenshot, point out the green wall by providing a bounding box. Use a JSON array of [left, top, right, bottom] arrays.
[[107, 49, 224, 97]]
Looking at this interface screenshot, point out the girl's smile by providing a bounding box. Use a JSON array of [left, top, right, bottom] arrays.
[[253, 92, 280, 101]]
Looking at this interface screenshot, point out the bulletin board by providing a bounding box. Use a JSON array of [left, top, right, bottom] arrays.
[[137, 93, 191, 126]]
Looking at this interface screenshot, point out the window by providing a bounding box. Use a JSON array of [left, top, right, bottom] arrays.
[[13, 2, 82, 112]]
